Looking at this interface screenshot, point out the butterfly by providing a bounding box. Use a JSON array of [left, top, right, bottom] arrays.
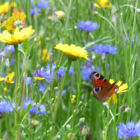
[[89, 72, 119, 102]]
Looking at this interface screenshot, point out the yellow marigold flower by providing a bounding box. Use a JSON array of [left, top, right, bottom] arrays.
[[0, 77, 4, 82], [93, 0, 112, 9], [34, 77, 45, 81], [42, 49, 50, 62], [0, 2, 16, 14], [55, 11, 65, 20], [4, 88, 7, 93], [71, 95, 76, 103], [0, 26, 35, 45], [54, 43, 89, 60], [106, 79, 128, 104], [5, 12, 26, 32], [4, 72, 15, 84]]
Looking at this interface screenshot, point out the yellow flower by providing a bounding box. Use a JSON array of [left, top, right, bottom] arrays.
[[106, 79, 128, 104], [93, 0, 112, 9], [41, 49, 50, 62], [54, 43, 89, 60], [4, 72, 15, 84], [0, 27, 35, 45], [0, 77, 4, 82], [5, 12, 26, 32], [71, 95, 76, 103], [0, 2, 16, 14], [4, 88, 7, 93], [55, 11, 65, 20], [34, 77, 45, 81]]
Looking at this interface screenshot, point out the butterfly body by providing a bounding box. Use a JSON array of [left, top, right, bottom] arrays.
[[90, 72, 119, 102]]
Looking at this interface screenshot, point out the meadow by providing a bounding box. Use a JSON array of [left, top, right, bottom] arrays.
[[0, 0, 140, 140]]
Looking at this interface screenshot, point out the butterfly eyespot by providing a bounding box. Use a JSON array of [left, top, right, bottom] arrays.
[[95, 87, 100, 92]]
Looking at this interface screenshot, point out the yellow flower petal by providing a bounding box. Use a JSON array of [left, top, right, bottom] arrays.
[[34, 77, 45, 81], [106, 79, 128, 104], [93, 0, 112, 9], [0, 27, 35, 45], [5, 12, 26, 32], [54, 43, 89, 60]]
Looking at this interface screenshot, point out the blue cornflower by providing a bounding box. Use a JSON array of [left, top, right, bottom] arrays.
[[39, 82, 48, 94], [77, 20, 99, 32], [45, 64, 74, 79], [88, 44, 117, 55], [11, 58, 15, 65], [31, 8, 41, 16], [26, 77, 33, 85], [32, 67, 53, 83], [29, 105, 37, 114], [117, 121, 140, 139], [23, 99, 33, 110], [3, 45, 15, 53], [81, 60, 95, 81], [38, 0, 49, 9], [37, 105, 46, 114], [0, 100, 15, 113]]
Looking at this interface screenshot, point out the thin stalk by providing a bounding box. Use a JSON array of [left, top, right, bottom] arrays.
[[50, 58, 72, 139], [20, 54, 27, 116], [104, 104, 110, 140], [73, 60, 81, 125], [14, 45, 19, 140]]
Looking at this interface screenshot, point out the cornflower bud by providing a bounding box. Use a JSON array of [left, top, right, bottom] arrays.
[[55, 11, 65, 20]]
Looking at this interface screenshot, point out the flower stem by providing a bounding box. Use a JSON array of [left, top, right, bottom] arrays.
[[50, 58, 72, 139], [104, 104, 110, 140], [20, 54, 27, 116], [14, 45, 19, 139]]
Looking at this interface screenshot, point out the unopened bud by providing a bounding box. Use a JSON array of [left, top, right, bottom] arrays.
[[31, 120, 39, 127], [79, 101, 82, 105], [37, 64, 41, 68], [54, 86, 58, 90], [55, 11, 65, 20], [56, 96, 58, 99], [3, 131, 12, 140], [67, 133, 75, 140], [3, 88, 7, 93], [79, 117, 85, 123], [51, 98, 54, 101], [81, 126, 87, 136], [52, 103, 54, 107], [124, 107, 131, 113], [66, 124, 71, 130], [137, 8, 140, 13], [120, 105, 125, 112]]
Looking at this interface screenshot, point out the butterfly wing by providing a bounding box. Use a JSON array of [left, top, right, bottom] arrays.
[[90, 72, 110, 87], [90, 72, 118, 102]]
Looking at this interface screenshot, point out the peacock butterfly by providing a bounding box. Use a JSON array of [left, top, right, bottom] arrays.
[[90, 72, 119, 102]]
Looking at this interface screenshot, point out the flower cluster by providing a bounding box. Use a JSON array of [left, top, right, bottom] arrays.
[[117, 121, 140, 139], [23, 99, 46, 115], [88, 44, 117, 55], [81, 60, 95, 81], [77, 20, 99, 32], [31, 0, 49, 16], [0, 100, 15, 114]]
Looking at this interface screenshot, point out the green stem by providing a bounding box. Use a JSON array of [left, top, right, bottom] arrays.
[[14, 45, 19, 139], [104, 104, 110, 140], [50, 58, 72, 139], [73, 60, 81, 125], [20, 54, 27, 116]]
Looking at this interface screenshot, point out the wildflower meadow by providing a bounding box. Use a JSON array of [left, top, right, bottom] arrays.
[[0, 0, 140, 140]]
